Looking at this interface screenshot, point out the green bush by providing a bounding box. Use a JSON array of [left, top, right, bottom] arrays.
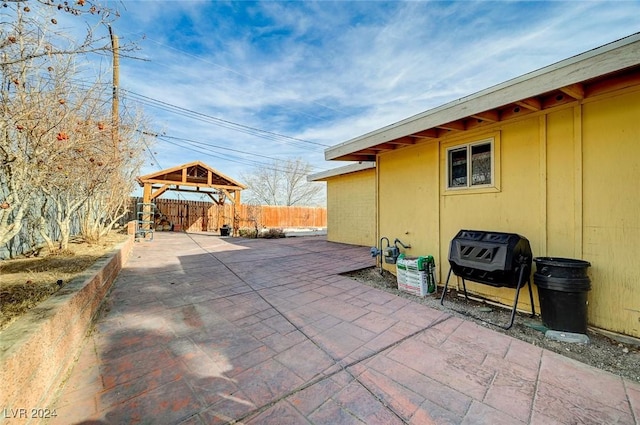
[[238, 228, 258, 238]]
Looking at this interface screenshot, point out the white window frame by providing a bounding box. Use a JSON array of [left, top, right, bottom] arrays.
[[446, 137, 495, 190]]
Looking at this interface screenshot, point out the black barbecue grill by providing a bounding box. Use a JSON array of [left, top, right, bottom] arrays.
[[440, 230, 536, 329]]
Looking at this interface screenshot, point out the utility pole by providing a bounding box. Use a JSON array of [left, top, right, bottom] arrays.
[[109, 25, 119, 153]]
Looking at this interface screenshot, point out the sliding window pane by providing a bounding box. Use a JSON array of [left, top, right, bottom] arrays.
[[471, 143, 491, 186], [449, 147, 467, 187]]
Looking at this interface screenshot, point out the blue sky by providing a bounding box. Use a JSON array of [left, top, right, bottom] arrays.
[[103, 1, 640, 184]]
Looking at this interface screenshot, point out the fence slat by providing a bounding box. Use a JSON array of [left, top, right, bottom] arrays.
[[129, 198, 326, 231]]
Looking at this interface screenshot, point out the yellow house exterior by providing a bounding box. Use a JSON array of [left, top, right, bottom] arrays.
[[322, 34, 640, 338], [309, 162, 376, 247]]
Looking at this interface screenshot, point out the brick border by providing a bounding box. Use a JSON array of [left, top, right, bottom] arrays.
[[0, 224, 135, 415]]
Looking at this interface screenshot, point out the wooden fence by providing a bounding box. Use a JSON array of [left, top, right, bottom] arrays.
[[129, 198, 326, 233]]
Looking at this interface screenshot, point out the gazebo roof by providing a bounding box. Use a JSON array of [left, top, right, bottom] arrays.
[[137, 161, 246, 191]]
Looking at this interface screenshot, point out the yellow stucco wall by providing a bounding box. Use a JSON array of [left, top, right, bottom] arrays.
[[325, 168, 376, 246], [378, 142, 440, 258], [546, 108, 577, 257], [582, 90, 640, 337], [376, 86, 640, 337]]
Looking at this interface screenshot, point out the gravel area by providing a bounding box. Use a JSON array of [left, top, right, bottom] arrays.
[[344, 267, 640, 383]]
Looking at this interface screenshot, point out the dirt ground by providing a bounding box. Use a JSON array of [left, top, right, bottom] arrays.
[[0, 232, 130, 330], [344, 267, 640, 384]]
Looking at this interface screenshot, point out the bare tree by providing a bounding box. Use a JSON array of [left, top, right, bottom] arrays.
[[241, 158, 324, 206], [241, 164, 280, 205], [1, 1, 124, 67], [0, 0, 141, 251], [39, 112, 112, 249], [79, 109, 149, 243], [244, 203, 262, 236]]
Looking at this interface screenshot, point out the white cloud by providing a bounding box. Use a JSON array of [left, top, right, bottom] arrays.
[[98, 0, 640, 180]]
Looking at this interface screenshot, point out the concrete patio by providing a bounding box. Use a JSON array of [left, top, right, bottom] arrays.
[[48, 233, 639, 424]]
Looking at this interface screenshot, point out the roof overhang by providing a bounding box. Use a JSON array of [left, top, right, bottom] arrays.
[[308, 161, 376, 182], [326, 33, 640, 162]]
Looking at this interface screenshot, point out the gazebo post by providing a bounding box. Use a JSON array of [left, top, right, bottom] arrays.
[[142, 183, 152, 231], [136, 162, 246, 237], [232, 189, 241, 236]]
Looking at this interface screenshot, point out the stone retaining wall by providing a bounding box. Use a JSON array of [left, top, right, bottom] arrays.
[[0, 228, 135, 420]]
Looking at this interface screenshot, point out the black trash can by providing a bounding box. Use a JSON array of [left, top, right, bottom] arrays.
[[220, 225, 231, 236], [533, 257, 591, 334]]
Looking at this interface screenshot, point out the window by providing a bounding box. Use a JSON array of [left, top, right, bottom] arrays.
[[447, 138, 494, 189]]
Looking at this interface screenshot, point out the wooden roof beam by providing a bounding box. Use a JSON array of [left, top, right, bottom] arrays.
[[220, 188, 238, 204], [353, 149, 381, 156], [515, 97, 541, 111], [333, 154, 376, 161], [140, 179, 242, 191], [411, 128, 439, 139], [541, 91, 578, 109], [137, 161, 246, 189], [388, 137, 416, 146], [150, 184, 170, 200], [500, 103, 536, 121], [436, 120, 466, 131], [560, 83, 585, 100], [586, 67, 640, 97], [368, 143, 397, 151], [470, 110, 500, 123], [206, 192, 224, 205]]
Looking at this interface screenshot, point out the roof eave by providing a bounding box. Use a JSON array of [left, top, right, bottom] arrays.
[[308, 161, 376, 182], [325, 33, 640, 161]]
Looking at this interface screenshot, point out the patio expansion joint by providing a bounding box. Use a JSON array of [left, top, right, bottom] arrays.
[[623, 379, 639, 425], [211, 311, 456, 424], [340, 311, 453, 371], [528, 358, 543, 425], [186, 232, 458, 423]]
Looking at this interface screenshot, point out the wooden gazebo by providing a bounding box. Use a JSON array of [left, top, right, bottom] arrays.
[[136, 161, 246, 234]]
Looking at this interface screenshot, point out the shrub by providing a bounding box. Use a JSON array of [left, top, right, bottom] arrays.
[[238, 228, 258, 238], [259, 228, 285, 239]]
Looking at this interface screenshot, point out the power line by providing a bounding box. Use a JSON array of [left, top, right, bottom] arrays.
[[153, 133, 327, 175], [158, 135, 286, 164], [32, 76, 330, 152], [159, 137, 266, 168], [120, 104, 163, 170], [28, 76, 331, 167], [122, 89, 330, 149], [126, 105, 321, 173]]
